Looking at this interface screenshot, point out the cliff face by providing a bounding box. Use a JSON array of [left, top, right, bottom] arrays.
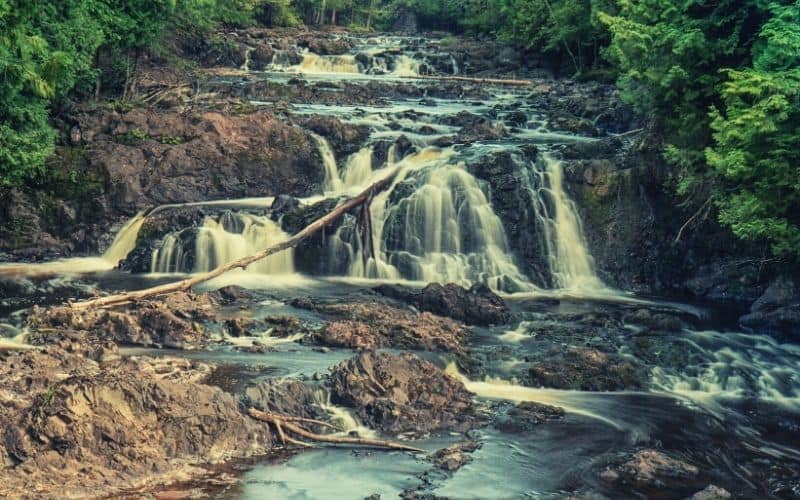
[[0, 107, 325, 260]]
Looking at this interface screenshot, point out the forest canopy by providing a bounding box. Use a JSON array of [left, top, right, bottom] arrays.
[[1, 0, 798, 256]]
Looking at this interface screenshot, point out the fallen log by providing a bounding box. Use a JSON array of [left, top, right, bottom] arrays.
[[68, 172, 397, 310], [248, 408, 424, 453], [409, 75, 533, 86]]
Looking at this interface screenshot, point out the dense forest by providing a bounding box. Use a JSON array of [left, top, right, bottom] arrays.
[[1, 0, 798, 257]]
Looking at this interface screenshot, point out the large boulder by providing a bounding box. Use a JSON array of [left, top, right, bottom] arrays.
[[0, 346, 272, 498], [528, 346, 643, 391], [375, 282, 511, 326], [329, 352, 478, 435], [311, 301, 467, 356], [739, 275, 800, 338], [27, 292, 218, 349]]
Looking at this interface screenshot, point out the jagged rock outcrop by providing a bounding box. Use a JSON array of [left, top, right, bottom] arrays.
[[374, 282, 511, 326], [0, 345, 272, 498], [329, 351, 479, 435]]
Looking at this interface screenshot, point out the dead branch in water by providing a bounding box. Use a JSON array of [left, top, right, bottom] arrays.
[[68, 173, 397, 310], [409, 75, 533, 86], [248, 408, 424, 452]]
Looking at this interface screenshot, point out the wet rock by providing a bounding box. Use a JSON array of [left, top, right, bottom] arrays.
[[298, 36, 353, 56], [294, 114, 370, 157], [0, 347, 271, 498], [528, 346, 642, 391], [688, 485, 732, 500], [601, 449, 699, 490], [313, 302, 467, 356], [279, 197, 344, 274], [467, 150, 554, 287], [374, 282, 511, 326], [494, 402, 564, 433], [740, 275, 800, 337], [623, 308, 685, 333], [224, 317, 254, 337], [429, 441, 480, 471], [213, 285, 256, 304], [27, 292, 218, 349], [270, 194, 301, 220], [244, 378, 328, 425], [329, 352, 478, 435]]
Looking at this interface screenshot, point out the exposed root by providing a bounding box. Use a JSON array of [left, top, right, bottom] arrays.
[[248, 408, 424, 453]]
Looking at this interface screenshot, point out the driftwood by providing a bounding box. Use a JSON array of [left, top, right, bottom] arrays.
[[68, 172, 397, 310], [409, 75, 533, 86], [248, 408, 424, 452]]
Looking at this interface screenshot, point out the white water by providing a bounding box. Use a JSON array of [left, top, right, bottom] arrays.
[[151, 212, 294, 274], [390, 55, 421, 77], [310, 132, 344, 192], [291, 50, 360, 74], [312, 389, 378, 438], [0, 211, 145, 276], [329, 147, 536, 291], [525, 153, 606, 292], [651, 330, 800, 411], [340, 146, 373, 189]]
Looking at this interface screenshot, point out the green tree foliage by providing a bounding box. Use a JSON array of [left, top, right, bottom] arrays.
[[706, 2, 800, 256]]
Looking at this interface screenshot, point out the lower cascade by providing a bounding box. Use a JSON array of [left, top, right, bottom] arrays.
[[151, 212, 294, 274]]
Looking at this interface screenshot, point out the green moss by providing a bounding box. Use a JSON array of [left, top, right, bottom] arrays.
[[116, 128, 148, 144]]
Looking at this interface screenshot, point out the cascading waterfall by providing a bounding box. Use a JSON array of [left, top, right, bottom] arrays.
[[340, 146, 373, 189], [524, 153, 605, 292], [292, 50, 360, 74], [330, 147, 535, 292], [310, 133, 343, 192], [390, 55, 421, 77], [151, 212, 294, 274], [240, 46, 253, 71]]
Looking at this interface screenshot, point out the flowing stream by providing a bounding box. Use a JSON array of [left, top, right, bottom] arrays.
[[1, 33, 798, 499]]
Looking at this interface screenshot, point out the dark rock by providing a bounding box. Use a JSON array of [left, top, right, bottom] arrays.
[[740, 275, 800, 337], [375, 282, 510, 326], [601, 449, 700, 491], [688, 485, 732, 500], [313, 301, 467, 356], [224, 317, 254, 337], [494, 402, 564, 433], [294, 115, 370, 157], [270, 194, 301, 220], [528, 346, 643, 391], [329, 352, 478, 435], [244, 378, 327, 425], [429, 441, 480, 471]]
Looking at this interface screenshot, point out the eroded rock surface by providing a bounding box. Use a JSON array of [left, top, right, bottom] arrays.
[[27, 292, 218, 349], [375, 282, 511, 326], [311, 301, 467, 356], [329, 352, 478, 435], [0, 345, 271, 498]]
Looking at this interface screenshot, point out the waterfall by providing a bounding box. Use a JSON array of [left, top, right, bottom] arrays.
[[150, 233, 187, 273], [310, 133, 343, 192], [528, 154, 605, 291], [151, 212, 294, 274], [240, 46, 253, 71], [340, 146, 373, 189], [390, 55, 421, 77], [331, 148, 535, 292], [102, 211, 147, 266], [292, 50, 360, 74]]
